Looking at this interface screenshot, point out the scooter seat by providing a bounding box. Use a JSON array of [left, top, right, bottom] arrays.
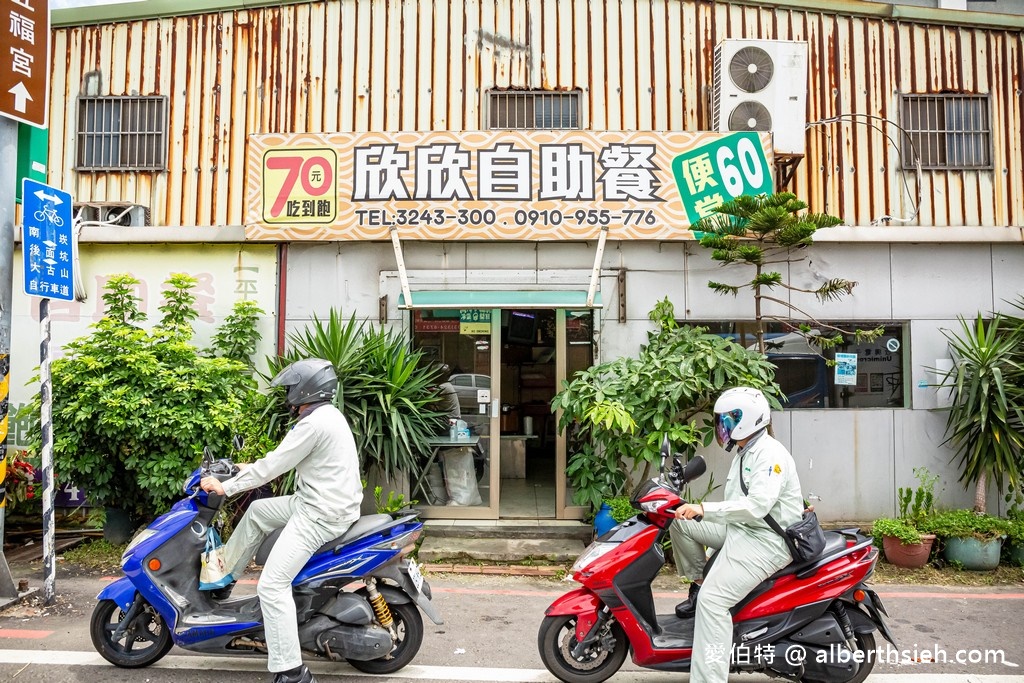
[[766, 531, 849, 580], [254, 514, 394, 566]]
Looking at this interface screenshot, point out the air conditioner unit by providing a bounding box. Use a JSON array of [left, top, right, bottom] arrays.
[[711, 39, 809, 155], [73, 202, 151, 227], [73, 203, 99, 223]]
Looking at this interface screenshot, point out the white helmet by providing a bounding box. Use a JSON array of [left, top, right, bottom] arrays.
[[713, 387, 771, 449]]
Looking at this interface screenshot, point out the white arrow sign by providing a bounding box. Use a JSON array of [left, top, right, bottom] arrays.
[[7, 82, 32, 113], [34, 189, 63, 204]]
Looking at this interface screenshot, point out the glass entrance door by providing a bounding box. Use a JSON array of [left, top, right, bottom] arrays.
[[406, 302, 595, 520], [409, 308, 499, 518]]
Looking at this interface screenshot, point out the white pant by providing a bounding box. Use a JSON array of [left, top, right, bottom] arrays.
[[220, 495, 353, 673], [670, 519, 791, 683]]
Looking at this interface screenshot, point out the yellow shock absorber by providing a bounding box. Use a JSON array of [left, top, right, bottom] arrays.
[[366, 584, 394, 629]]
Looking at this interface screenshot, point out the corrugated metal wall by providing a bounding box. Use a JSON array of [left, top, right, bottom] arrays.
[[49, 0, 1024, 228]]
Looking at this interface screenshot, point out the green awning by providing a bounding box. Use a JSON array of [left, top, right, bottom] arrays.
[[398, 290, 602, 309]]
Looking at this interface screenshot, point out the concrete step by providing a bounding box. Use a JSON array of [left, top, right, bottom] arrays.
[[424, 521, 593, 541], [417, 535, 587, 564], [419, 520, 592, 563]]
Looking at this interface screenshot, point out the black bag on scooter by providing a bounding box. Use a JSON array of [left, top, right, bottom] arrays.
[[739, 455, 826, 563]]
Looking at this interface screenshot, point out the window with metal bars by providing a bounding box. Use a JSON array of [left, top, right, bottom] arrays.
[[899, 94, 992, 170], [76, 96, 168, 171], [488, 90, 581, 129]]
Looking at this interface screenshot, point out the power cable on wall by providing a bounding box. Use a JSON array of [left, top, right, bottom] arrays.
[[805, 113, 923, 225]]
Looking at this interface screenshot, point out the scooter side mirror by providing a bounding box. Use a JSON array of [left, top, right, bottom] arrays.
[[659, 435, 671, 475], [678, 455, 707, 484], [232, 434, 245, 451], [202, 446, 213, 470]]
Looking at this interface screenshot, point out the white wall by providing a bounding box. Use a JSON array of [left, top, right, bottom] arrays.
[[283, 239, 1024, 521]]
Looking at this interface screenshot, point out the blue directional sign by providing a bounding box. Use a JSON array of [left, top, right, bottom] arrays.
[[22, 178, 75, 301]]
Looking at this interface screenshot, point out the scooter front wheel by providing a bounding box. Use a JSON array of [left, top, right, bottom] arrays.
[[538, 614, 628, 683], [90, 598, 174, 668], [345, 600, 424, 674]]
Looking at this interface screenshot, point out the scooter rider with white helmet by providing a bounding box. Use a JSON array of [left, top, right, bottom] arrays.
[[669, 386, 806, 682]]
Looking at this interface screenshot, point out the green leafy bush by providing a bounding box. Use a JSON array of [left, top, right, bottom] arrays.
[[925, 509, 1010, 541], [872, 517, 927, 546], [553, 298, 780, 509], [26, 274, 259, 521]]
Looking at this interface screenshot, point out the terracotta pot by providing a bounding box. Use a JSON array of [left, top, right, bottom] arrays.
[[882, 533, 936, 568]]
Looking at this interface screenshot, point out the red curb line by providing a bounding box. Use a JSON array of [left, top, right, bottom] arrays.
[[0, 628, 53, 639]]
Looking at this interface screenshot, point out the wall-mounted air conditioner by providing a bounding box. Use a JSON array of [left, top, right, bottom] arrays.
[[711, 39, 809, 156], [73, 202, 151, 227]]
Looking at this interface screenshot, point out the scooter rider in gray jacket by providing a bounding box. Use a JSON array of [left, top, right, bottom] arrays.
[[201, 358, 363, 683]]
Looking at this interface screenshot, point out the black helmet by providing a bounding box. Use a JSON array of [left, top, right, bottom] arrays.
[[271, 358, 338, 407]]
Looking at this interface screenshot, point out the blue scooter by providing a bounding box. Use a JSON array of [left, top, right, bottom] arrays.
[[90, 445, 442, 675]]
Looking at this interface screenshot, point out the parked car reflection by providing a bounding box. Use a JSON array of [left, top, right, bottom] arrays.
[[450, 373, 490, 412]]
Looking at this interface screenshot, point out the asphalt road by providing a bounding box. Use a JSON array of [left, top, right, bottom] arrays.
[[0, 559, 1022, 683]]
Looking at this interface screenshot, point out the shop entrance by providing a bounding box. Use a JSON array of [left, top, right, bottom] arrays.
[[408, 303, 594, 520]]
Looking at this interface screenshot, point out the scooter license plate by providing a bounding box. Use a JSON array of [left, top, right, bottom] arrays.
[[406, 560, 424, 593]]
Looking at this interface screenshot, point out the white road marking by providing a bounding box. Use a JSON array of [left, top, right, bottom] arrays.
[[0, 650, 1022, 682]]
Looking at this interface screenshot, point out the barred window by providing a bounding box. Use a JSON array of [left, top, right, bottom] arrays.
[[76, 96, 168, 171], [900, 94, 992, 170], [488, 90, 581, 129]]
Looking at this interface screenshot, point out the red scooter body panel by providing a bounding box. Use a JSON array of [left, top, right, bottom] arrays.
[[545, 587, 602, 641], [734, 544, 878, 621], [573, 524, 662, 590]]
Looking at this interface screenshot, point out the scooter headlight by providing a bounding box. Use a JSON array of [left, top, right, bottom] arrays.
[[570, 541, 618, 573], [639, 500, 665, 513]]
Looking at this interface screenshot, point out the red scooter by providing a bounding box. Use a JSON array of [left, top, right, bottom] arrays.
[[539, 439, 895, 683]]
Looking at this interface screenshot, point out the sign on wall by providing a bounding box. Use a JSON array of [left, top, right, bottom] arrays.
[[0, 0, 49, 128], [247, 131, 773, 241]]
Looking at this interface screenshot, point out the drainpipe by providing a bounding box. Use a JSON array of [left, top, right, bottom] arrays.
[[587, 226, 610, 307], [276, 243, 288, 354], [390, 226, 413, 308]]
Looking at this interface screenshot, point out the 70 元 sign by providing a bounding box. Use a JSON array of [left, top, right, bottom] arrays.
[[671, 132, 774, 226], [261, 148, 337, 223]]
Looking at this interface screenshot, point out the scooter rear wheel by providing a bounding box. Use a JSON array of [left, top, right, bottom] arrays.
[[538, 615, 628, 683], [802, 632, 877, 683], [345, 600, 424, 674], [90, 598, 174, 668]]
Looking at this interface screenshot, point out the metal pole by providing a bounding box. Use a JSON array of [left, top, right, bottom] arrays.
[[39, 297, 54, 605], [0, 118, 21, 598]]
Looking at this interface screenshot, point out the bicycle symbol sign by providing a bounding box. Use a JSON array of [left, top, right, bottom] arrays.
[[22, 179, 75, 302]]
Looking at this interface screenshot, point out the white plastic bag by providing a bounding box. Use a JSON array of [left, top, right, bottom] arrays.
[[443, 447, 483, 506], [199, 527, 232, 590]]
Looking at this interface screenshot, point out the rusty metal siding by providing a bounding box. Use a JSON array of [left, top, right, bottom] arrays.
[[50, 0, 1023, 229]]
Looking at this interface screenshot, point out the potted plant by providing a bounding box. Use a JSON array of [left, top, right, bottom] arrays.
[[934, 314, 1024, 514], [927, 509, 1010, 571], [873, 467, 939, 568]]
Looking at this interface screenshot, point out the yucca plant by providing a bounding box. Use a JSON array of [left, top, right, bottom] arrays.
[[936, 313, 1024, 513], [264, 310, 446, 483]]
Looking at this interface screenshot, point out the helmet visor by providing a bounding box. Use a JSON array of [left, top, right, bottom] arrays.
[[715, 410, 741, 447]]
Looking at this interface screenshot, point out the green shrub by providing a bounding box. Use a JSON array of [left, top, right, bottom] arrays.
[[263, 309, 447, 483], [26, 274, 260, 522], [553, 298, 780, 510], [872, 517, 927, 545], [925, 509, 1010, 541]]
